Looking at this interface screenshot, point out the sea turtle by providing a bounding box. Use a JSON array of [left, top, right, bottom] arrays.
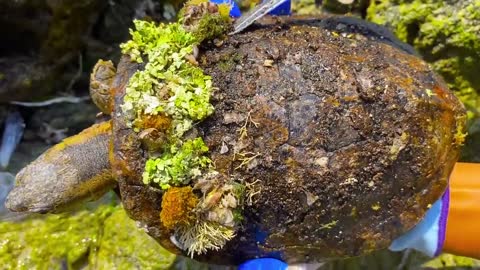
[[5, 12, 466, 265]]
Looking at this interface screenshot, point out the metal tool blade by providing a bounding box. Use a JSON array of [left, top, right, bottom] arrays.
[[230, 0, 287, 35]]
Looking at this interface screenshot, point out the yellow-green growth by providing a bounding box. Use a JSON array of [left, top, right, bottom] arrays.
[[182, 3, 233, 41], [120, 1, 233, 190], [0, 205, 115, 269], [143, 138, 212, 189], [120, 2, 239, 256], [120, 20, 214, 136], [454, 125, 468, 146], [319, 220, 338, 230], [94, 206, 176, 269]]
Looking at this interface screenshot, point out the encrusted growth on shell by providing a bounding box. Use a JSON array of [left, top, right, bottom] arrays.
[[119, 1, 244, 257], [160, 186, 199, 230]]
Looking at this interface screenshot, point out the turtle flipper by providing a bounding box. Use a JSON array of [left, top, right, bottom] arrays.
[[5, 121, 116, 213], [90, 60, 116, 115]]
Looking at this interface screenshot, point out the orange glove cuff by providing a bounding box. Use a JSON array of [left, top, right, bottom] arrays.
[[443, 162, 480, 259]]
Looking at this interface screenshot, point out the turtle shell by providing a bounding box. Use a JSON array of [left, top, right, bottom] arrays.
[[109, 16, 466, 265]]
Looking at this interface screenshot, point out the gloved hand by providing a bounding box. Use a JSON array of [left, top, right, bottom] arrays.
[[387, 162, 480, 259], [389, 188, 449, 257]]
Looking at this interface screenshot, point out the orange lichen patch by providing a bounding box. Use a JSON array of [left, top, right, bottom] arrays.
[[432, 84, 449, 101], [160, 186, 199, 230], [52, 121, 112, 152], [133, 113, 172, 131]]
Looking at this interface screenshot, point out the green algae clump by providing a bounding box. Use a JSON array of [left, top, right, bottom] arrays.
[[143, 137, 212, 189], [120, 20, 214, 136], [120, 1, 232, 190]]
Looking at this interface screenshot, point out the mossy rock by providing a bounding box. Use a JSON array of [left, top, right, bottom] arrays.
[[0, 205, 176, 270]]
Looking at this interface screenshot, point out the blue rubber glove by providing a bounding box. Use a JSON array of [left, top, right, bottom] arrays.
[[239, 258, 288, 270], [267, 0, 292, 16], [389, 187, 449, 257]]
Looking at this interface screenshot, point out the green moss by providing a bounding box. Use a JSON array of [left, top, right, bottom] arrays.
[[143, 137, 212, 189], [185, 6, 232, 42]]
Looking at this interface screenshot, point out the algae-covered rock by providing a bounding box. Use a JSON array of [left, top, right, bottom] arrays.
[[0, 205, 175, 269], [423, 253, 480, 269], [367, 0, 480, 147], [0, 205, 114, 269], [92, 206, 176, 269]]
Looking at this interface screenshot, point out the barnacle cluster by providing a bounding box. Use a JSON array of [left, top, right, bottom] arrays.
[[120, 0, 245, 257]]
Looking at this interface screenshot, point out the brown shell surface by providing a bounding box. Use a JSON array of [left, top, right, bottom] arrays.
[[110, 17, 466, 265]]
